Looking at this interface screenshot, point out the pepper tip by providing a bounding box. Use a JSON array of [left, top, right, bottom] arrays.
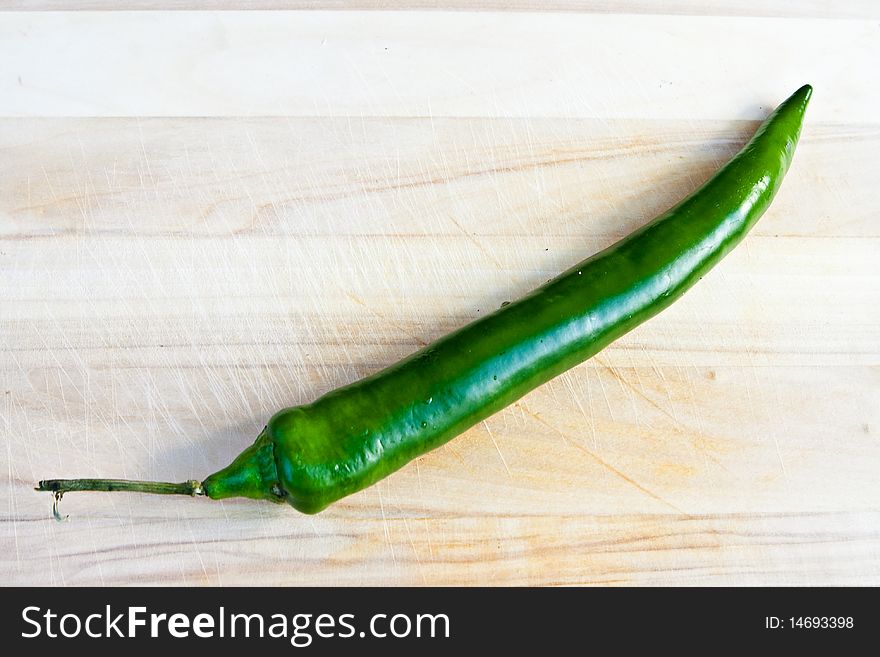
[[795, 83, 813, 105]]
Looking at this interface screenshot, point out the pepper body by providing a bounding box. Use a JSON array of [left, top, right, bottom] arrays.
[[204, 85, 812, 513]]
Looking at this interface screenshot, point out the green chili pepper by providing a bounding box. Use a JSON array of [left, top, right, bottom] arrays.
[[38, 85, 812, 516]]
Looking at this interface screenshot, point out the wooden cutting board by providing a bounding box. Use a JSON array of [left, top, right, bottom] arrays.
[[2, 3, 878, 586]]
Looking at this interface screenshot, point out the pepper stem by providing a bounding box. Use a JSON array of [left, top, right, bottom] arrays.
[[37, 478, 205, 496], [36, 479, 205, 521]]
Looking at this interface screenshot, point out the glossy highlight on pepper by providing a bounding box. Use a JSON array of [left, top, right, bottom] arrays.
[[38, 85, 812, 515]]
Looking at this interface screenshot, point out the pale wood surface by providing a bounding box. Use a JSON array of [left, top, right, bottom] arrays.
[[1, 2, 879, 20], [3, 12, 879, 120], [1, 7, 878, 586]]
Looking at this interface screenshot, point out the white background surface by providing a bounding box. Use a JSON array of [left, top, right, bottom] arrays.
[[1, 2, 878, 585]]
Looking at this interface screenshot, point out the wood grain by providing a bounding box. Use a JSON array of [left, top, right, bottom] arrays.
[[2, 12, 878, 121], [1, 7, 878, 586]]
